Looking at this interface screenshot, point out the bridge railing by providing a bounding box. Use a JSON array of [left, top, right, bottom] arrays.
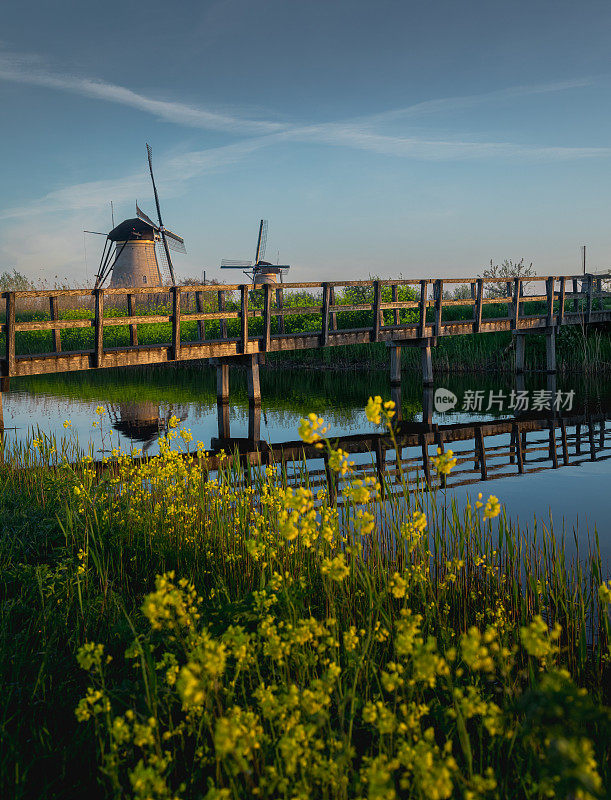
[[0, 275, 609, 377]]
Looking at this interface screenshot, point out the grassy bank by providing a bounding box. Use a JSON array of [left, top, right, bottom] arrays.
[[0, 404, 609, 800]]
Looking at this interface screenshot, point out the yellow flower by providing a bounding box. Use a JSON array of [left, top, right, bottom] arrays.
[[483, 495, 501, 520], [95, 405, 105, 416], [599, 581, 611, 604], [365, 395, 383, 425], [520, 615, 561, 659], [63, 420, 72, 429], [298, 413, 327, 444], [168, 414, 181, 429], [431, 448, 457, 476], [321, 553, 350, 582]]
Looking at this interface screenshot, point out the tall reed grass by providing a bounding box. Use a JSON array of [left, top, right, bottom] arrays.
[[0, 403, 609, 799]]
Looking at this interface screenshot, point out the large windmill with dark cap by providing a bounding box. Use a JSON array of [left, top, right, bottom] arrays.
[[90, 145, 186, 289]]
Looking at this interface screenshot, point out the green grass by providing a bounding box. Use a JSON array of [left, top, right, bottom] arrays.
[[0, 415, 609, 799]]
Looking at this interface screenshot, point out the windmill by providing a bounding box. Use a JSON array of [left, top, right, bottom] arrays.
[[220, 219, 290, 285], [91, 145, 186, 289]]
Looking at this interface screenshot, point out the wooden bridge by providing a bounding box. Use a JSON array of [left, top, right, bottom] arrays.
[[1, 274, 609, 423]]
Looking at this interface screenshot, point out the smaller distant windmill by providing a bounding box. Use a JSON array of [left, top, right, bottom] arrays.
[[220, 220, 290, 285], [91, 144, 186, 289]]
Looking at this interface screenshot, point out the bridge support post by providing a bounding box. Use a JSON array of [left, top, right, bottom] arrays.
[[246, 354, 261, 406], [391, 383, 402, 420], [546, 330, 556, 373], [422, 386, 434, 425], [515, 334, 526, 373], [216, 363, 230, 405], [421, 339, 433, 385], [216, 363, 230, 438], [389, 344, 401, 385], [248, 403, 261, 442], [0, 377, 9, 435]]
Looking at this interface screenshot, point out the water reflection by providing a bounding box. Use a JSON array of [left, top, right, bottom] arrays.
[[207, 388, 610, 506]]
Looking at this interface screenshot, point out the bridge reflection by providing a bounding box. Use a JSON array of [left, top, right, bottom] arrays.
[[208, 383, 610, 501]]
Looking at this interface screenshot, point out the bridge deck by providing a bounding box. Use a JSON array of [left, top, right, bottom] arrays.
[[1, 275, 609, 379]]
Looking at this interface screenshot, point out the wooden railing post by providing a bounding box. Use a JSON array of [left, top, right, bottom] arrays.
[[419, 280, 428, 338], [263, 283, 272, 351], [5, 292, 15, 377], [586, 275, 593, 323], [94, 288, 104, 368], [372, 280, 382, 341], [506, 281, 513, 322], [321, 282, 331, 346], [557, 276, 566, 326], [275, 287, 285, 334], [392, 284, 399, 326], [329, 285, 337, 331], [49, 296, 61, 353], [545, 276, 555, 328], [511, 279, 520, 330], [572, 277, 579, 313], [172, 286, 181, 360], [127, 294, 138, 346], [195, 291, 206, 341], [434, 279, 443, 337], [240, 285, 249, 353], [473, 278, 483, 333], [218, 290, 227, 339]]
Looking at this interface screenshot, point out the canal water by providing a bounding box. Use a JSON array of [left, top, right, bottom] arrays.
[[1, 364, 610, 555]]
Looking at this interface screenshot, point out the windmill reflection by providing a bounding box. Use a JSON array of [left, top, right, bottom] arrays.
[[107, 402, 188, 454]]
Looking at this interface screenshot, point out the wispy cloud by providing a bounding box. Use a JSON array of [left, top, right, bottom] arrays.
[[0, 50, 609, 223]]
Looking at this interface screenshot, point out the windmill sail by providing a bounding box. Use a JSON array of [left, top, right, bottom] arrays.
[[221, 259, 252, 268], [164, 229, 187, 253], [136, 202, 158, 230], [255, 219, 268, 263]]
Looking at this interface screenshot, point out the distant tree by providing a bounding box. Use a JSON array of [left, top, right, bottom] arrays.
[[444, 284, 472, 300], [0, 268, 33, 291], [480, 258, 535, 298]]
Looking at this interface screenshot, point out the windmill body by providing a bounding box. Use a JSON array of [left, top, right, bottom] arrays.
[[107, 218, 163, 288], [221, 219, 290, 285], [91, 146, 187, 290]]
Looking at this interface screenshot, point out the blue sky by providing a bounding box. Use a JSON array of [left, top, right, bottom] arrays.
[[2, 0, 611, 285]]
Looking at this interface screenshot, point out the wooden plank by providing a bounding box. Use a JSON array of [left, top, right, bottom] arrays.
[[546, 276, 555, 328], [270, 305, 322, 316], [559, 419, 569, 466], [373, 280, 382, 341], [419, 280, 428, 338], [275, 287, 285, 334], [94, 288, 104, 369], [321, 282, 331, 346], [5, 293, 15, 377], [392, 284, 400, 326], [475, 427, 487, 479], [195, 291, 206, 341], [511, 279, 520, 330], [15, 318, 94, 332], [172, 286, 181, 360], [218, 290, 228, 339], [240, 285, 249, 353], [329, 285, 337, 331], [513, 422, 524, 473], [49, 296, 61, 352], [102, 315, 172, 327], [127, 294, 138, 346], [557, 277, 566, 326], [263, 284, 272, 351], [434, 279, 443, 337], [474, 278, 483, 333]]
